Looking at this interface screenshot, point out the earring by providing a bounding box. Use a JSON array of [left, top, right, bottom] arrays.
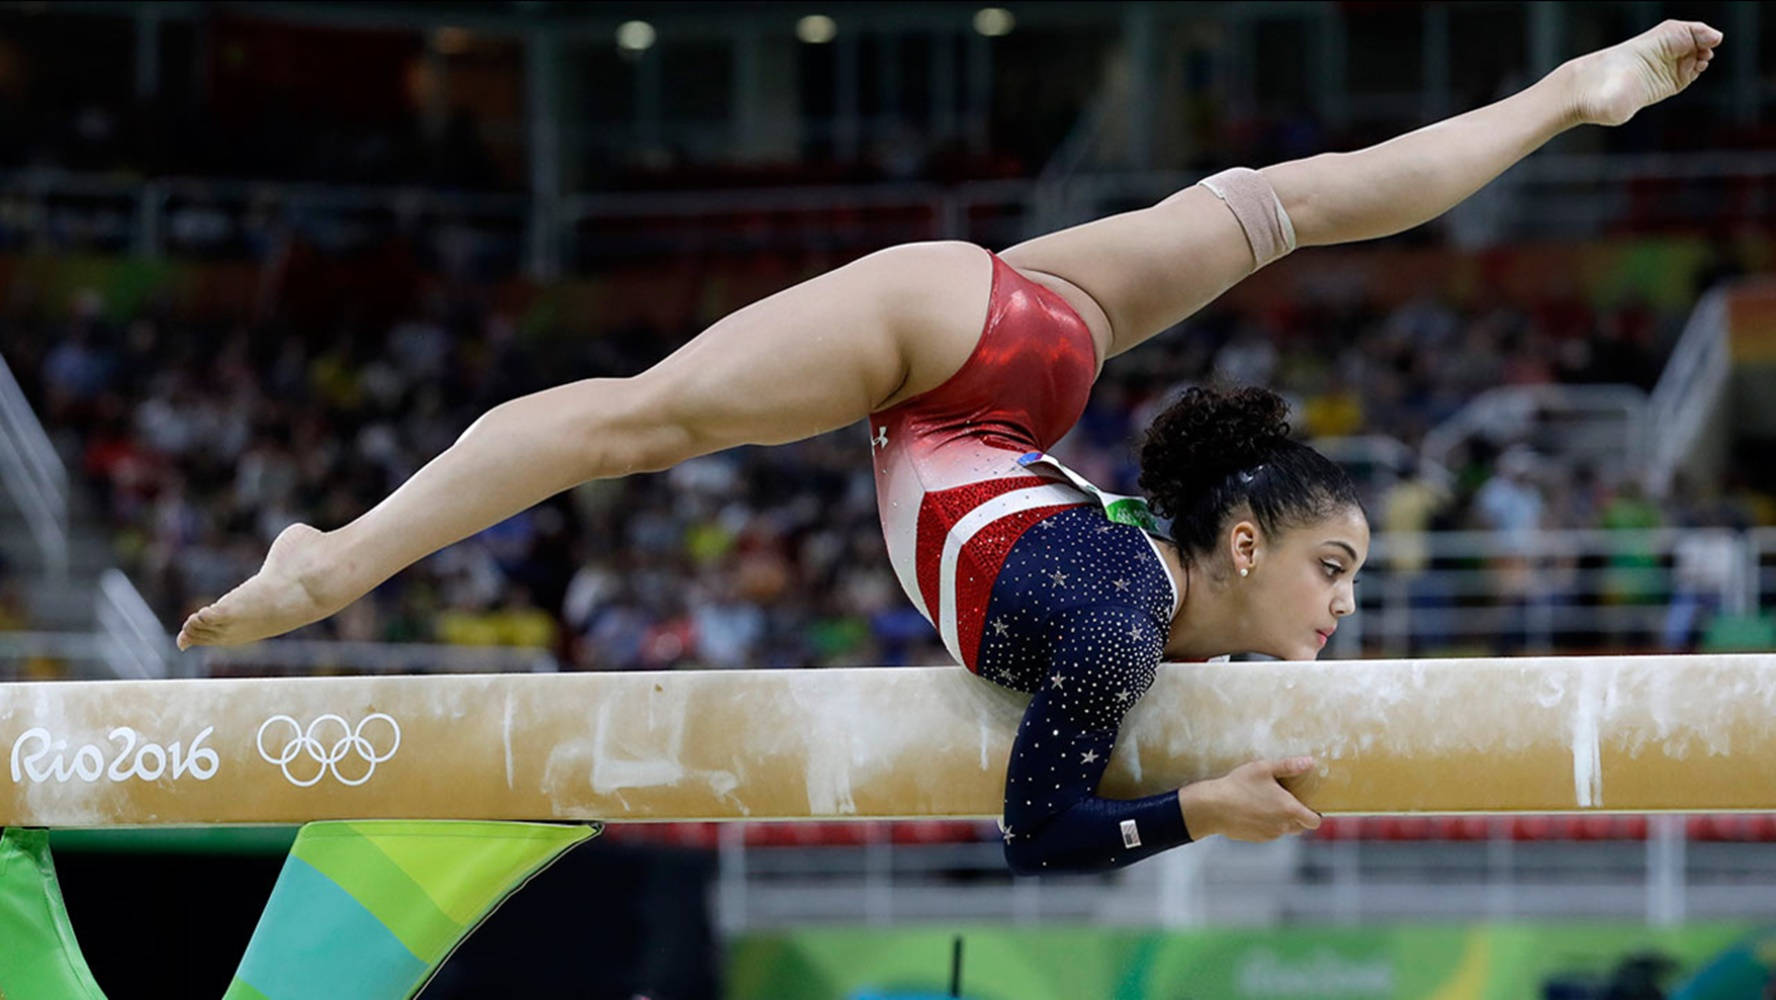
[[1239, 567, 1249, 577]]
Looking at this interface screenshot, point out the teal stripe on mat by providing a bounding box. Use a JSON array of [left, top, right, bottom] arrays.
[[233, 856, 429, 1000]]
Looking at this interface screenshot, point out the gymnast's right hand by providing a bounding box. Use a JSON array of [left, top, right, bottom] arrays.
[[1178, 757, 1323, 843]]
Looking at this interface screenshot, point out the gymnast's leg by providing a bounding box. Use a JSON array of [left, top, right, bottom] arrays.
[[176, 242, 992, 649], [1000, 19, 1721, 361]]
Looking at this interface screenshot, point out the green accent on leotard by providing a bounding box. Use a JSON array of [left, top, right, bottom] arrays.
[[1018, 451, 1163, 533]]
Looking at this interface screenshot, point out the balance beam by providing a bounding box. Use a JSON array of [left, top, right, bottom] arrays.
[[3, 655, 1773, 827]]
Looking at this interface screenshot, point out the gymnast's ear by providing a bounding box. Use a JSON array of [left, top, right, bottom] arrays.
[[1225, 518, 1261, 574]]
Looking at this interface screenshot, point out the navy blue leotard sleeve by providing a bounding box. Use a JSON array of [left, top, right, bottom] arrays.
[[1000, 602, 1193, 874]]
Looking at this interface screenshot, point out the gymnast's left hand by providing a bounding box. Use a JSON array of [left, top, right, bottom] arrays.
[[1180, 757, 1323, 843], [1565, 19, 1722, 128]]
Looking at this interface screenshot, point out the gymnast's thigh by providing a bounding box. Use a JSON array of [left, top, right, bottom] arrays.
[[626, 241, 992, 456], [998, 186, 1253, 359]]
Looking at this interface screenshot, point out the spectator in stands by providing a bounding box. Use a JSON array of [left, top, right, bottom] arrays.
[[1662, 475, 1753, 651], [1380, 458, 1454, 653], [1473, 447, 1551, 652]]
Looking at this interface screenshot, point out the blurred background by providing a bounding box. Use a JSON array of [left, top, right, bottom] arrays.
[[3, 1, 1776, 997]]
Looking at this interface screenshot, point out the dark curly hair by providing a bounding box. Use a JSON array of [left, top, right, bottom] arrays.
[[1137, 384, 1363, 560]]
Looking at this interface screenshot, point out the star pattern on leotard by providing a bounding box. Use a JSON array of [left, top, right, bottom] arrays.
[[871, 425, 889, 451], [967, 506, 1183, 871]]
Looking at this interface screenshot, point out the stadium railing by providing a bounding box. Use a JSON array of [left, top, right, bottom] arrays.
[[1347, 527, 1759, 659], [8, 151, 1776, 272], [95, 567, 173, 679], [0, 352, 68, 578], [1419, 384, 1648, 491], [1645, 286, 1732, 497]]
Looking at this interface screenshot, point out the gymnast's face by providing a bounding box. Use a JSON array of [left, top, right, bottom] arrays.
[[1227, 504, 1369, 661]]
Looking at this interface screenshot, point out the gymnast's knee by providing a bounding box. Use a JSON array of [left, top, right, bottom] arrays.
[[585, 376, 702, 476]]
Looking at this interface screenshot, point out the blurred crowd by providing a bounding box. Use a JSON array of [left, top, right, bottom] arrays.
[[8, 5, 1772, 199], [6, 235, 1771, 671]]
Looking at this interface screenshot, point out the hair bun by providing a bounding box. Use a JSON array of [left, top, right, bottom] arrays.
[[1137, 384, 1292, 519]]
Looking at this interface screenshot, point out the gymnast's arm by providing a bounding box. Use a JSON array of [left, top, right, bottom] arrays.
[[1000, 603, 1194, 875]]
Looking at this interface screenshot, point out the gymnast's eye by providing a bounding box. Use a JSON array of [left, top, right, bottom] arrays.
[[1321, 560, 1343, 578]]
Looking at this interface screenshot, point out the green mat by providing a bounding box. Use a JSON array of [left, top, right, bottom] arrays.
[[0, 827, 106, 1000], [0, 821, 597, 1000]]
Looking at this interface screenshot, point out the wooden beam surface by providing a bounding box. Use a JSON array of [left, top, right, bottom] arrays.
[[2, 655, 1773, 827]]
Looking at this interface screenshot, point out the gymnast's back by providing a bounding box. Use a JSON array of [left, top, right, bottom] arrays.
[[863, 249, 1194, 874], [864, 248, 1177, 676]]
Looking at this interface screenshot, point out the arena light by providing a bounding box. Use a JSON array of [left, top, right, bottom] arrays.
[[973, 7, 1015, 37], [615, 20, 656, 53], [796, 14, 837, 45]]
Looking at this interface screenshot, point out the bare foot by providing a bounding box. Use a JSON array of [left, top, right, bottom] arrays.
[[176, 523, 349, 649], [1568, 19, 1722, 128]]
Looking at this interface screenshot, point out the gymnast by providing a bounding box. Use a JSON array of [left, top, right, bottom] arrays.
[[176, 22, 1721, 872]]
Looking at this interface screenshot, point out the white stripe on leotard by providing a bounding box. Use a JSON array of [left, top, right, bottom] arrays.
[[937, 482, 1084, 663]]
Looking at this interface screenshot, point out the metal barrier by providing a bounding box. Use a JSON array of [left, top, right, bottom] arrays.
[[1748, 526, 1776, 613], [1420, 383, 1648, 490], [191, 638, 559, 676], [710, 816, 1776, 931], [0, 631, 105, 672], [1645, 287, 1731, 497], [1347, 527, 1755, 659], [1309, 434, 1424, 507], [95, 568, 173, 679], [3, 525, 1765, 676], [0, 631, 559, 681], [0, 353, 68, 578], [10, 152, 1776, 272]]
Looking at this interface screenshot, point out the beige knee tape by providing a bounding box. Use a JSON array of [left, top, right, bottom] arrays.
[[1198, 167, 1298, 269]]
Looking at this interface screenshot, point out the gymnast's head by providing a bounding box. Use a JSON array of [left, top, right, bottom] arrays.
[[1138, 384, 1368, 661]]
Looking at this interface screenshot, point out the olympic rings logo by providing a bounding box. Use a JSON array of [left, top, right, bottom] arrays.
[[255, 713, 401, 787]]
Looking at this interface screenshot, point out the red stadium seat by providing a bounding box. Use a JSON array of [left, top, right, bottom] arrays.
[[1512, 816, 1556, 840]]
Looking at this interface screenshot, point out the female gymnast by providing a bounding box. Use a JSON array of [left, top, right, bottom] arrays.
[[177, 22, 1721, 872]]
